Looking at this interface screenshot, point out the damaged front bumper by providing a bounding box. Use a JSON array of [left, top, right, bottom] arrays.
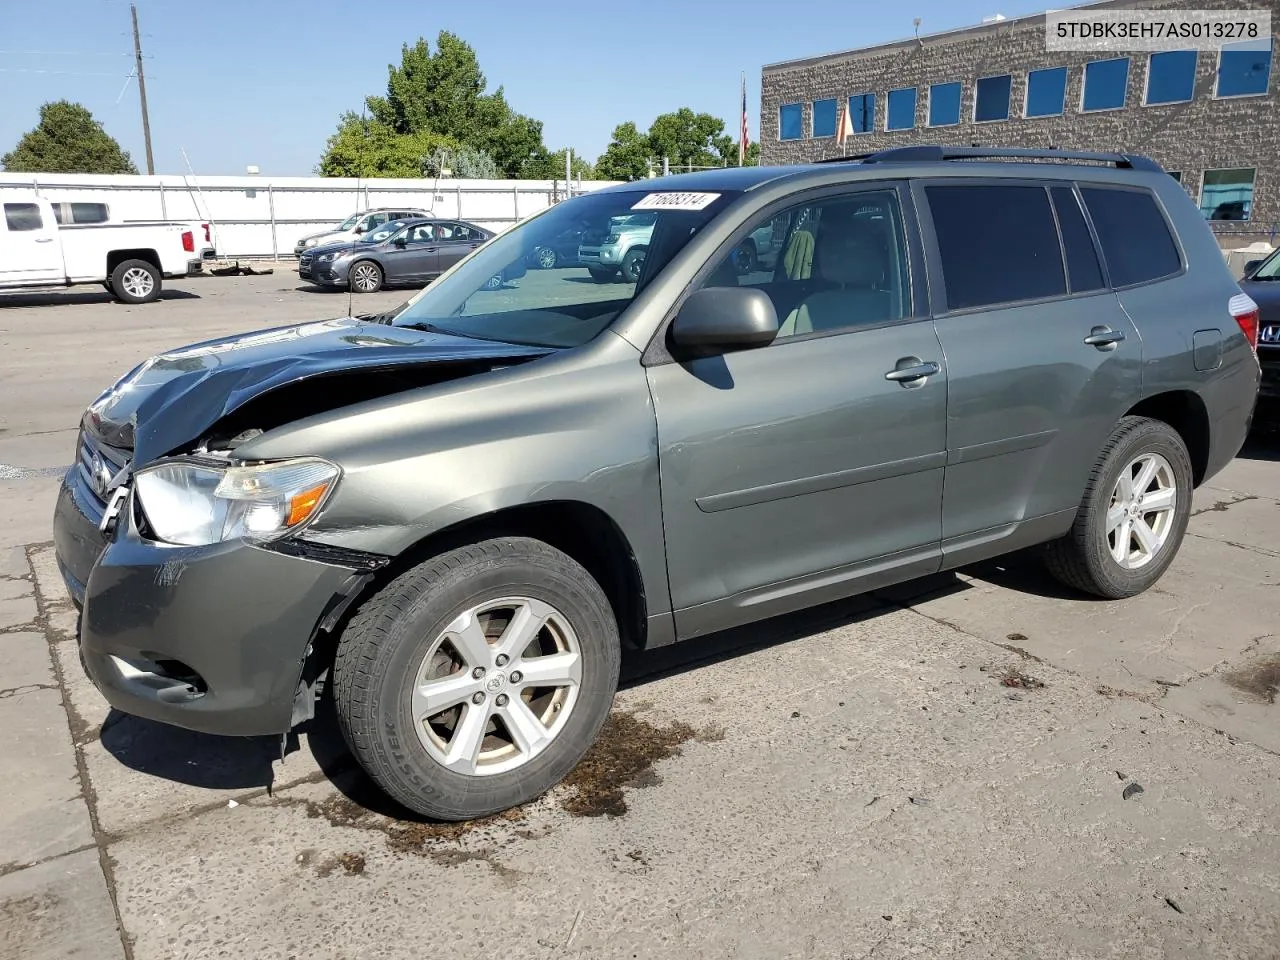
[[53, 472, 386, 737]]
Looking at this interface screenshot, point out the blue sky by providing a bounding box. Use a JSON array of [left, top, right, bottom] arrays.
[[1, 0, 1054, 176]]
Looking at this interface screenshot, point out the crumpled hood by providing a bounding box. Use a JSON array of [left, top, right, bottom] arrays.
[[83, 316, 553, 465]]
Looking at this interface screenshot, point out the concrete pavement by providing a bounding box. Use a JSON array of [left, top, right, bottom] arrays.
[[1, 276, 1277, 960]]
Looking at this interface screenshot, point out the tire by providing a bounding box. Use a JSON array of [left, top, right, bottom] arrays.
[[735, 240, 758, 275], [587, 267, 616, 283], [536, 246, 558, 269], [1044, 416, 1193, 599], [110, 259, 161, 304], [332, 536, 621, 821], [620, 247, 647, 284], [348, 260, 384, 293], [483, 274, 504, 291]]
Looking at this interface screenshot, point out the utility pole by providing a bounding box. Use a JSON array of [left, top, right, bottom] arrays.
[[131, 3, 155, 174]]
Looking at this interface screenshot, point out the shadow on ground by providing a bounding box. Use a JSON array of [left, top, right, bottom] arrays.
[[0, 289, 201, 309]]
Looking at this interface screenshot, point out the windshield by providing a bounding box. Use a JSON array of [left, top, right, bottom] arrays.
[[1249, 248, 1280, 280], [391, 189, 739, 348], [337, 214, 361, 231], [361, 221, 407, 244]]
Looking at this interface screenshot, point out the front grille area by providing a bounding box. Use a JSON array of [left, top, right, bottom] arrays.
[[78, 432, 131, 508]]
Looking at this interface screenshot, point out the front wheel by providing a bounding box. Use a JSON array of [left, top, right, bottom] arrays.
[[536, 246, 558, 269], [110, 259, 161, 304], [349, 260, 384, 293], [332, 537, 621, 821], [1044, 416, 1193, 599], [620, 247, 646, 284]]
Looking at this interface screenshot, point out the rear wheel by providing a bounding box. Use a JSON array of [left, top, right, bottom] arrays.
[[1044, 416, 1193, 599], [110, 259, 161, 304], [536, 246, 558, 269], [587, 267, 616, 283], [332, 537, 621, 821], [349, 260, 383, 293]]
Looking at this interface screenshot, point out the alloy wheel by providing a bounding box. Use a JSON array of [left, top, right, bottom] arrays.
[[410, 597, 582, 777], [121, 267, 155, 299], [1106, 452, 1177, 569], [351, 263, 380, 292]]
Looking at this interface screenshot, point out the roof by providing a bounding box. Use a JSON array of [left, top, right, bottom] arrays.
[[762, 0, 1149, 72]]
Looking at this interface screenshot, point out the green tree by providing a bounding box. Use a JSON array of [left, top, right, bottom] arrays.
[[422, 145, 500, 179], [745, 141, 761, 166], [595, 122, 652, 181], [521, 147, 595, 181], [647, 108, 733, 170], [316, 114, 457, 178], [2, 100, 138, 174], [328, 31, 546, 179]]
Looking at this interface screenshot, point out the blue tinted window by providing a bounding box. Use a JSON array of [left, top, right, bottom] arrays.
[[1083, 58, 1129, 110], [1146, 50, 1196, 104], [1025, 67, 1068, 117], [780, 103, 803, 141], [812, 98, 838, 137], [887, 88, 917, 130], [928, 82, 962, 126], [1200, 168, 1255, 221], [849, 93, 875, 133], [974, 75, 1011, 121], [1217, 40, 1272, 97]]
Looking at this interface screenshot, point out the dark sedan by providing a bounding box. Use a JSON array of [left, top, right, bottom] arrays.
[[1239, 248, 1280, 421], [298, 218, 518, 293]]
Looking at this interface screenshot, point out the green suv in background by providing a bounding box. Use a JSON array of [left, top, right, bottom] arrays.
[[54, 146, 1261, 821]]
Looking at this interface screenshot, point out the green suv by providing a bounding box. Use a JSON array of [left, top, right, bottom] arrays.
[[54, 147, 1261, 821]]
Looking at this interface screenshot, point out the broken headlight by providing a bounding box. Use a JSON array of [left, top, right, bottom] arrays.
[[132, 458, 340, 546]]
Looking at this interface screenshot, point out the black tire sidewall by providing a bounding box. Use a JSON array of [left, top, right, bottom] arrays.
[[1082, 421, 1193, 597], [621, 248, 645, 282], [345, 542, 620, 819]]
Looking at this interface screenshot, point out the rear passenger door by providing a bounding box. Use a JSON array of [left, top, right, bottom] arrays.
[[915, 180, 1141, 558], [435, 222, 485, 273]]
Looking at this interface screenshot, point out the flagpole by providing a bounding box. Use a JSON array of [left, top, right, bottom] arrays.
[[739, 72, 746, 167]]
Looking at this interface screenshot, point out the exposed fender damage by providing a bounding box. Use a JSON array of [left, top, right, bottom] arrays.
[[81, 316, 554, 464]]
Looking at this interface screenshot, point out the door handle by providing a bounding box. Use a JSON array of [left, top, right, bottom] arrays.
[[1084, 326, 1126, 350], [884, 358, 941, 385], [35, 237, 54, 243]]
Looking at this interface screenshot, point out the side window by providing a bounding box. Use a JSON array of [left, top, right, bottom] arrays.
[[408, 224, 437, 244], [1050, 187, 1105, 293], [4, 203, 44, 232], [701, 190, 911, 340], [926, 184, 1066, 311], [71, 202, 109, 224], [1080, 187, 1181, 287], [448, 224, 480, 242]]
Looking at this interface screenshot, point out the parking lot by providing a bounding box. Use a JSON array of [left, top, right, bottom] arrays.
[[2, 273, 1278, 960]]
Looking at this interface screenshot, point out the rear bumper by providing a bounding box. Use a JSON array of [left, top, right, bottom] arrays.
[[53, 473, 380, 737]]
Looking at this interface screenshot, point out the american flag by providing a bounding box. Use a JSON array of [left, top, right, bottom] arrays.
[[739, 74, 749, 166]]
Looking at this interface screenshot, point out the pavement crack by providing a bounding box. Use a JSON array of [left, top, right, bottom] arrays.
[[0, 682, 60, 698], [1186, 532, 1280, 559], [26, 543, 136, 960], [0, 842, 100, 879], [1190, 494, 1257, 517]]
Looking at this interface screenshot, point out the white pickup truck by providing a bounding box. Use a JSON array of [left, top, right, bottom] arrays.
[[0, 193, 212, 304]]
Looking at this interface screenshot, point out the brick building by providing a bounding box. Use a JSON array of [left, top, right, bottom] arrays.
[[760, 0, 1278, 241]]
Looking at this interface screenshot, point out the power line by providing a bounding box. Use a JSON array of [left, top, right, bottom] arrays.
[[0, 67, 132, 76], [0, 49, 132, 57]]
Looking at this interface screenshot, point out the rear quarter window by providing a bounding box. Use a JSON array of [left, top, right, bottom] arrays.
[[1080, 186, 1182, 287], [925, 183, 1067, 311]]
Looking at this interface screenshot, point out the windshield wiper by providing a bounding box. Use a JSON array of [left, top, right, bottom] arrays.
[[397, 321, 453, 334]]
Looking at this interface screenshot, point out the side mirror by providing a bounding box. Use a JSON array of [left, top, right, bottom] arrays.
[[670, 286, 778, 354], [353, 225, 366, 234], [393, 237, 407, 248], [1243, 259, 1264, 277]]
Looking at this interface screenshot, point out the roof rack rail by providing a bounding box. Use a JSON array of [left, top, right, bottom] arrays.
[[851, 145, 1163, 172]]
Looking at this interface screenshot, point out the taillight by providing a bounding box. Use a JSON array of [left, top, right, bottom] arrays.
[[182, 230, 195, 253], [1229, 292, 1260, 351], [202, 223, 210, 243]]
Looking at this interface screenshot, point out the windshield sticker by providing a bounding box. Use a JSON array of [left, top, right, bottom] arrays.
[[631, 192, 721, 211]]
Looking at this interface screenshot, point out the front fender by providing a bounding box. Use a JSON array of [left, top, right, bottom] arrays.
[[234, 334, 671, 617]]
